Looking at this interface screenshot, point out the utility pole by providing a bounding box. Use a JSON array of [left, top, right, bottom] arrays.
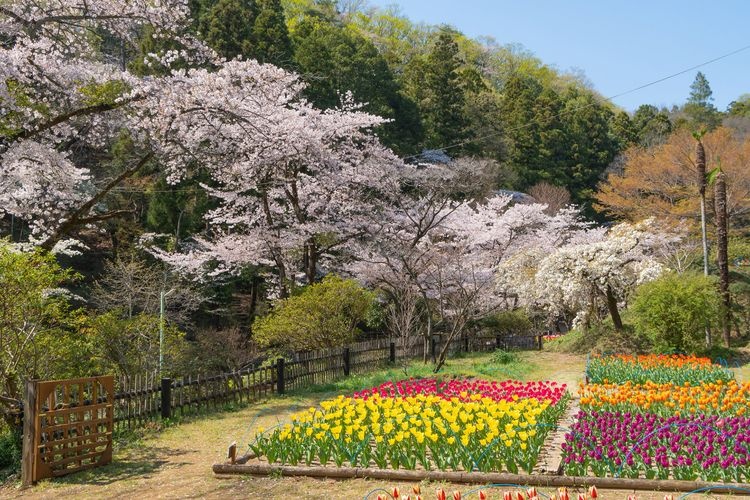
[[159, 284, 176, 375]]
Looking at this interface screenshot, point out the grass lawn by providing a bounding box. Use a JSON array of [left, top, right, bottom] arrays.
[[2, 350, 746, 499]]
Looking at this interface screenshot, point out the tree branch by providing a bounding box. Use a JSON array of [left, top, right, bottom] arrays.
[[40, 151, 153, 250], [7, 97, 139, 145]]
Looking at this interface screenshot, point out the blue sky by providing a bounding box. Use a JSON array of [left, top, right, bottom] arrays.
[[369, 0, 750, 112]]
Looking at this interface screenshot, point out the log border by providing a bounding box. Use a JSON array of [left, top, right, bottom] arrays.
[[211, 463, 750, 494]]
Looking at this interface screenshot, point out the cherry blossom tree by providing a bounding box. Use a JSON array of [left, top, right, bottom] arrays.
[[500, 219, 666, 332], [347, 160, 489, 361], [0, 0, 208, 251], [137, 59, 402, 297], [349, 159, 590, 370]]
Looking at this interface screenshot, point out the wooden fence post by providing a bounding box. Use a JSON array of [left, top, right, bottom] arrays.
[[389, 342, 396, 363], [431, 337, 437, 362], [464, 336, 469, 353], [276, 358, 285, 395], [495, 335, 501, 349], [537, 335, 543, 350], [161, 378, 172, 419], [343, 348, 351, 376], [21, 380, 36, 487]]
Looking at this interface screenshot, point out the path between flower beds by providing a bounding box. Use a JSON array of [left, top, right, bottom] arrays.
[[0, 352, 692, 499], [532, 397, 580, 475]]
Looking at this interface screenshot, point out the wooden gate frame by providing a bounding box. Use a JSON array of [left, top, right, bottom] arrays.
[[22, 375, 114, 485]]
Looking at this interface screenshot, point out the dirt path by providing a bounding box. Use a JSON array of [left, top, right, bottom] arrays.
[[4, 352, 739, 499]]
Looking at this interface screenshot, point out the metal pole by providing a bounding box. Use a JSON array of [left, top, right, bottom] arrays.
[[159, 289, 165, 375]]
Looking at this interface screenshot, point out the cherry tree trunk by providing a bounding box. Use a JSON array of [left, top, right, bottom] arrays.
[[605, 284, 624, 331], [304, 239, 318, 285]]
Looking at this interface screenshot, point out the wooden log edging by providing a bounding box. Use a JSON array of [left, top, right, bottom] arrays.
[[212, 463, 750, 494]]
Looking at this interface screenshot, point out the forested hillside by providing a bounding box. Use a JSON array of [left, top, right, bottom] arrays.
[[2, 0, 750, 415]]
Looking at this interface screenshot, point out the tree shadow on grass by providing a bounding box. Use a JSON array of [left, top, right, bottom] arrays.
[[48, 446, 191, 487]]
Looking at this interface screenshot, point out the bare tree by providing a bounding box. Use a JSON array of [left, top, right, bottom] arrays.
[[193, 327, 261, 372], [92, 254, 206, 327], [529, 182, 571, 214]]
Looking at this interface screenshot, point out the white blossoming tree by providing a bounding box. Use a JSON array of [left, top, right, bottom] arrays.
[[350, 159, 590, 370], [500, 219, 666, 331], [137, 60, 402, 297], [0, 0, 210, 251]]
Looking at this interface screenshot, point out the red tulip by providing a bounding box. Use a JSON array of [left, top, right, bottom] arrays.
[[588, 486, 598, 499], [393, 487, 400, 499], [526, 487, 537, 498], [479, 491, 487, 500], [453, 491, 462, 500], [437, 489, 447, 500]]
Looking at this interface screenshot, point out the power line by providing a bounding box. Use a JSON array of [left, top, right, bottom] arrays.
[[404, 42, 750, 161]]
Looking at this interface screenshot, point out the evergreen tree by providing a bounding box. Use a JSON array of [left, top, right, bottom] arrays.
[[559, 88, 617, 207], [689, 71, 714, 106], [684, 71, 721, 130], [498, 74, 559, 189], [727, 94, 750, 117], [632, 104, 672, 146], [420, 28, 469, 150], [252, 0, 294, 67], [610, 110, 638, 148], [199, 0, 258, 60], [193, 0, 294, 67], [292, 17, 422, 153]]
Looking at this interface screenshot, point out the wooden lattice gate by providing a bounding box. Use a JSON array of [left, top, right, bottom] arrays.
[[22, 376, 114, 485]]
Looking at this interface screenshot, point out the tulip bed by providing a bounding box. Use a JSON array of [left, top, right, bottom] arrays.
[[579, 380, 750, 416], [251, 378, 569, 473], [585, 354, 733, 385], [564, 353, 749, 482]]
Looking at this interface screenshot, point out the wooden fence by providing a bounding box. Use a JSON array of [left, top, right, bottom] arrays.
[[19, 333, 539, 483], [18, 334, 541, 437], [110, 333, 541, 430]]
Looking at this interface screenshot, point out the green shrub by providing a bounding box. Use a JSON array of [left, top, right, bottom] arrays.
[[490, 349, 519, 365], [631, 271, 721, 353], [545, 321, 648, 354], [480, 310, 532, 336], [0, 241, 93, 419], [253, 275, 377, 351], [88, 311, 190, 378], [0, 427, 21, 476]]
